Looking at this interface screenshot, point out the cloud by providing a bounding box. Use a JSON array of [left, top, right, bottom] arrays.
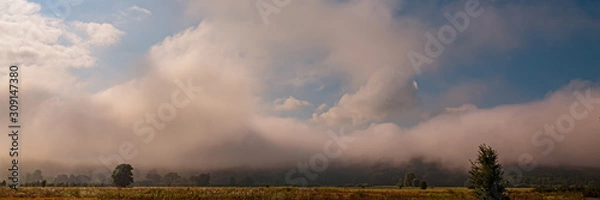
[[274, 96, 311, 111], [114, 5, 152, 26], [0, 0, 123, 172], [1, 0, 88, 69], [0, 0, 425, 172], [1, 0, 600, 178], [443, 104, 478, 113], [313, 67, 420, 126], [70, 22, 124, 46], [345, 80, 600, 170], [420, 103, 480, 120], [129, 6, 152, 16], [0, 0, 123, 96], [314, 103, 328, 113]]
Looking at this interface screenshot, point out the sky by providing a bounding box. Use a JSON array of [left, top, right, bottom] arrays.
[[1, 0, 600, 180]]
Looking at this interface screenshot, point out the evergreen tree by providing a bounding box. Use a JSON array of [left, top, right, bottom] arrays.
[[468, 144, 509, 200]]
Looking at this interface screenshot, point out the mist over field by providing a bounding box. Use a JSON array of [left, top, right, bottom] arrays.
[[1, 0, 600, 185]]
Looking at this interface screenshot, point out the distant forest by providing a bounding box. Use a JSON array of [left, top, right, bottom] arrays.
[[5, 158, 599, 188]]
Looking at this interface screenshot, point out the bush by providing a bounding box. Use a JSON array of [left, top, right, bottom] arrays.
[[397, 178, 403, 189], [583, 187, 600, 198], [515, 183, 529, 188], [419, 181, 428, 190], [112, 164, 134, 188], [533, 186, 600, 197]]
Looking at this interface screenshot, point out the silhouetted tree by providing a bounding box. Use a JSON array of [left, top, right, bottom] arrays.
[[190, 173, 210, 186], [55, 174, 69, 184], [420, 180, 428, 190], [76, 175, 91, 184], [31, 170, 43, 183], [163, 172, 181, 186], [241, 176, 255, 186], [24, 172, 32, 183], [174, 177, 189, 186], [396, 178, 403, 189], [111, 164, 134, 188], [469, 144, 509, 200], [412, 179, 420, 187], [68, 174, 78, 184], [229, 177, 237, 186], [404, 173, 416, 187], [145, 169, 162, 185]]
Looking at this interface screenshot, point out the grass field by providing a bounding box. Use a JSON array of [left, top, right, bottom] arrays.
[[0, 187, 590, 200]]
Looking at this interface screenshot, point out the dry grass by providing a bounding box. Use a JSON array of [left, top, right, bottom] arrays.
[[0, 187, 584, 200]]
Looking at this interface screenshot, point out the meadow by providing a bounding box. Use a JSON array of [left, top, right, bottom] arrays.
[[0, 187, 589, 200]]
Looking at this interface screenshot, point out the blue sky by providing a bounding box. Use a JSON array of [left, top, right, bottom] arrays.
[[419, 30, 600, 108], [409, 0, 600, 117], [30, 0, 200, 90]]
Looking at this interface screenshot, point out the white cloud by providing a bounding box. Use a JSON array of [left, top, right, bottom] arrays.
[[0, 0, 125, 171], [344, 81, 600, 169], [73, 0, 600, 172], [113, 5, 152, 26], [274, 96, 311, 111], [314, 103, 328, 113], [0, 0, 123, 96], [181, 0, 426, 94], [70, 21, 124, 47], [444, 104, 478, 113], [313, 67, 419, 126], [1, 0, 600, 176], [129, 5, 151, 15]]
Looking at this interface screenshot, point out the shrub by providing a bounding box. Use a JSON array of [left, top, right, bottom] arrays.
[[419, 181, 427, 190], [112, 164, 134, 188]]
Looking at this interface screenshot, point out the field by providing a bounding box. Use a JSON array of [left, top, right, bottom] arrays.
[[0, 187, 590, 200]]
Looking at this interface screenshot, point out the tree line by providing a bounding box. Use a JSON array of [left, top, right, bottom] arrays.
[[4, 145, 600, 190]]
